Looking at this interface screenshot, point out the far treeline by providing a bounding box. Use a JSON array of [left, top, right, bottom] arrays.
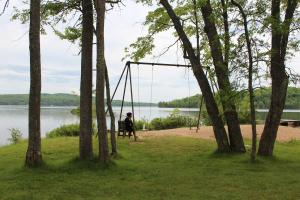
[[158, 87, 300, 109], [0, 93, 156, 107]]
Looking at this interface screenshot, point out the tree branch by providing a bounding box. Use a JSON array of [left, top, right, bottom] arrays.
[[0, 0, 9, 16]]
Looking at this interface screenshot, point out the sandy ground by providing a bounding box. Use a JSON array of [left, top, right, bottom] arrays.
[[136, 125, 300, 142]]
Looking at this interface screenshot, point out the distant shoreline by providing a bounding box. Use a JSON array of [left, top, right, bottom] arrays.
[[0, 93, 157, 107], [1, 105, 300, 112]]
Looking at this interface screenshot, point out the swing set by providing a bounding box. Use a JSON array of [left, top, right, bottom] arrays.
[[102, 0, 208, 140], [108, 60, 207, 140]]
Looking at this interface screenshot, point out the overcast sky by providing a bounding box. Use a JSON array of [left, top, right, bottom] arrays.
[[0, 0, 299, 103]]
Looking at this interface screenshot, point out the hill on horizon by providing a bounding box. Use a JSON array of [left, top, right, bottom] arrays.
[[0, 93, 156, 107], [158, 87, 300, 109]]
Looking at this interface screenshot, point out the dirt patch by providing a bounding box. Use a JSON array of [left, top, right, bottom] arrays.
[[136, 125, 300, 142]]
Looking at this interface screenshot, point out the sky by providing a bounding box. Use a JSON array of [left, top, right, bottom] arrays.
[[0, 0, 299, 103]]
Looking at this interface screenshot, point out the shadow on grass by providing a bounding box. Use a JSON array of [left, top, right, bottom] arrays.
[[205, 149, 297, 169], [207, 149, 245, 158], [68, 156, 117, 169], [19, 155, 120, 175], [205, 149, 293, 166]]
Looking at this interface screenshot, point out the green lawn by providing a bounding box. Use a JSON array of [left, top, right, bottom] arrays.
[[0, 136, 300, 200]]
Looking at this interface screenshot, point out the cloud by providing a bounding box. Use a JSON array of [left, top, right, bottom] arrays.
[[0, 65, 28, 77], [2, 0, 297, 102]]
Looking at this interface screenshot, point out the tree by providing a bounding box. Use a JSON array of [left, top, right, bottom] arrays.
[[105, 66, 117, 156], [25, 0, 43, 167], [0, 0, 9, 16], [160, 0, 230, 152], [94, 0, 110, 162], [231, 0, 257, 161], [79, 0, 94, 160], [258, 0, 298, 156], [12, 0, 120, 157], [199, 0, 245, 152]]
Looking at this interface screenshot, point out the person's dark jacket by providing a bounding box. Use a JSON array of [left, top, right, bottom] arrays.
[[125, 117, 133, 132]]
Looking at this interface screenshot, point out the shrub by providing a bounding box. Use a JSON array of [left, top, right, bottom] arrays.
[[8, 128, 22, 144], [70, 107, 80, 115], [46, 124, 80, 138], [150, 118, 164, 130], [134, 119, 151, 131], [148, 109, 197, 130], [132, 109, 197, 131], [46, 123, 96, 138]]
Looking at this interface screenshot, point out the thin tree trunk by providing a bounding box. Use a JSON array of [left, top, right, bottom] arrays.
[[231, 0, 257, 162], [258, 0, 297, 156], [160, 0, 230, 152], [192, 0, 200, 59], [221, 0, 229, 67], [79, 0, 94, 160], [105, 65, 117, 156], [95, 0, 109, 162], [200, 0, 245, 153], [25, 0, 42, 167]]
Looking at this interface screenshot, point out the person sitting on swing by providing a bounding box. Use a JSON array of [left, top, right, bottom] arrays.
[[125, 112, 134, 138]]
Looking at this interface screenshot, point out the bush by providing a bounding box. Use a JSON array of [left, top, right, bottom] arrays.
[[46, 124, 80, 138], [46, 124, 97, 138], [147, 109, 197, 130], [70, 107, 80, 115], [132, 109, 197, 131], [150, 118, 164, 130], [8, 128, 22, 144], [134, 119, 151, 131]]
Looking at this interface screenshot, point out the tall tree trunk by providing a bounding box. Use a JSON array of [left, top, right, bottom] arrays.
[[221, 0, 229, 67], [192, 0, 200, 59], [160, 0, 230, 152], [79, 0, 94, 160], [231, 0, 257, 162], [25, 0, 42, 167], [258, 77, 288, 156], [200, 0, 245, 153], [258, 0, 297, 156], [95, 0, 109, 162], [105, 65, 117, 156]]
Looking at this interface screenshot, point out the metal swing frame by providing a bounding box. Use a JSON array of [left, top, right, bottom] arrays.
[[108, 60, 206, 140]]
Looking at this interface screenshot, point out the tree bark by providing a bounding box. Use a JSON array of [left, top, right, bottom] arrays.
[[192, 0, 200, 59], [79, 0, 94, 160], [258, 0, 297, 156], [26, 0, 43, 167], [160, 0, 230, 152], [105, 65, 117, 156], [95, 0, 109, 162], [200, 0, 245, 153], [221, 0, 229, 67], [231, 0, 257, 162]]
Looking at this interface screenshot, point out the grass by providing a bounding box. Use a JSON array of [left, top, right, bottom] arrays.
[[0, 136, 300, 200]]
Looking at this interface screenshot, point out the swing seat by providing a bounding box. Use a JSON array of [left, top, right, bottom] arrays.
[[118, 120, 130, 137]]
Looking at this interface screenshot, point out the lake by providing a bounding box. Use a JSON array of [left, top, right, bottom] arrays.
[[0, 105, 198, 146], [0, 105, 299, 146]]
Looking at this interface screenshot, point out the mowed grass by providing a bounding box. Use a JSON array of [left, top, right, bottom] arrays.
[[0, 136, 300, 200]]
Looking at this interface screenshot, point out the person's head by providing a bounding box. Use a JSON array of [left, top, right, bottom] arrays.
[[127, 112, 132, 118]]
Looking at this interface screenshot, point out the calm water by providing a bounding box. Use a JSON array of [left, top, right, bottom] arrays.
[[256, 109, 300, 121], [0, 105, 299, 146], [0, 105, 198, 146]]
